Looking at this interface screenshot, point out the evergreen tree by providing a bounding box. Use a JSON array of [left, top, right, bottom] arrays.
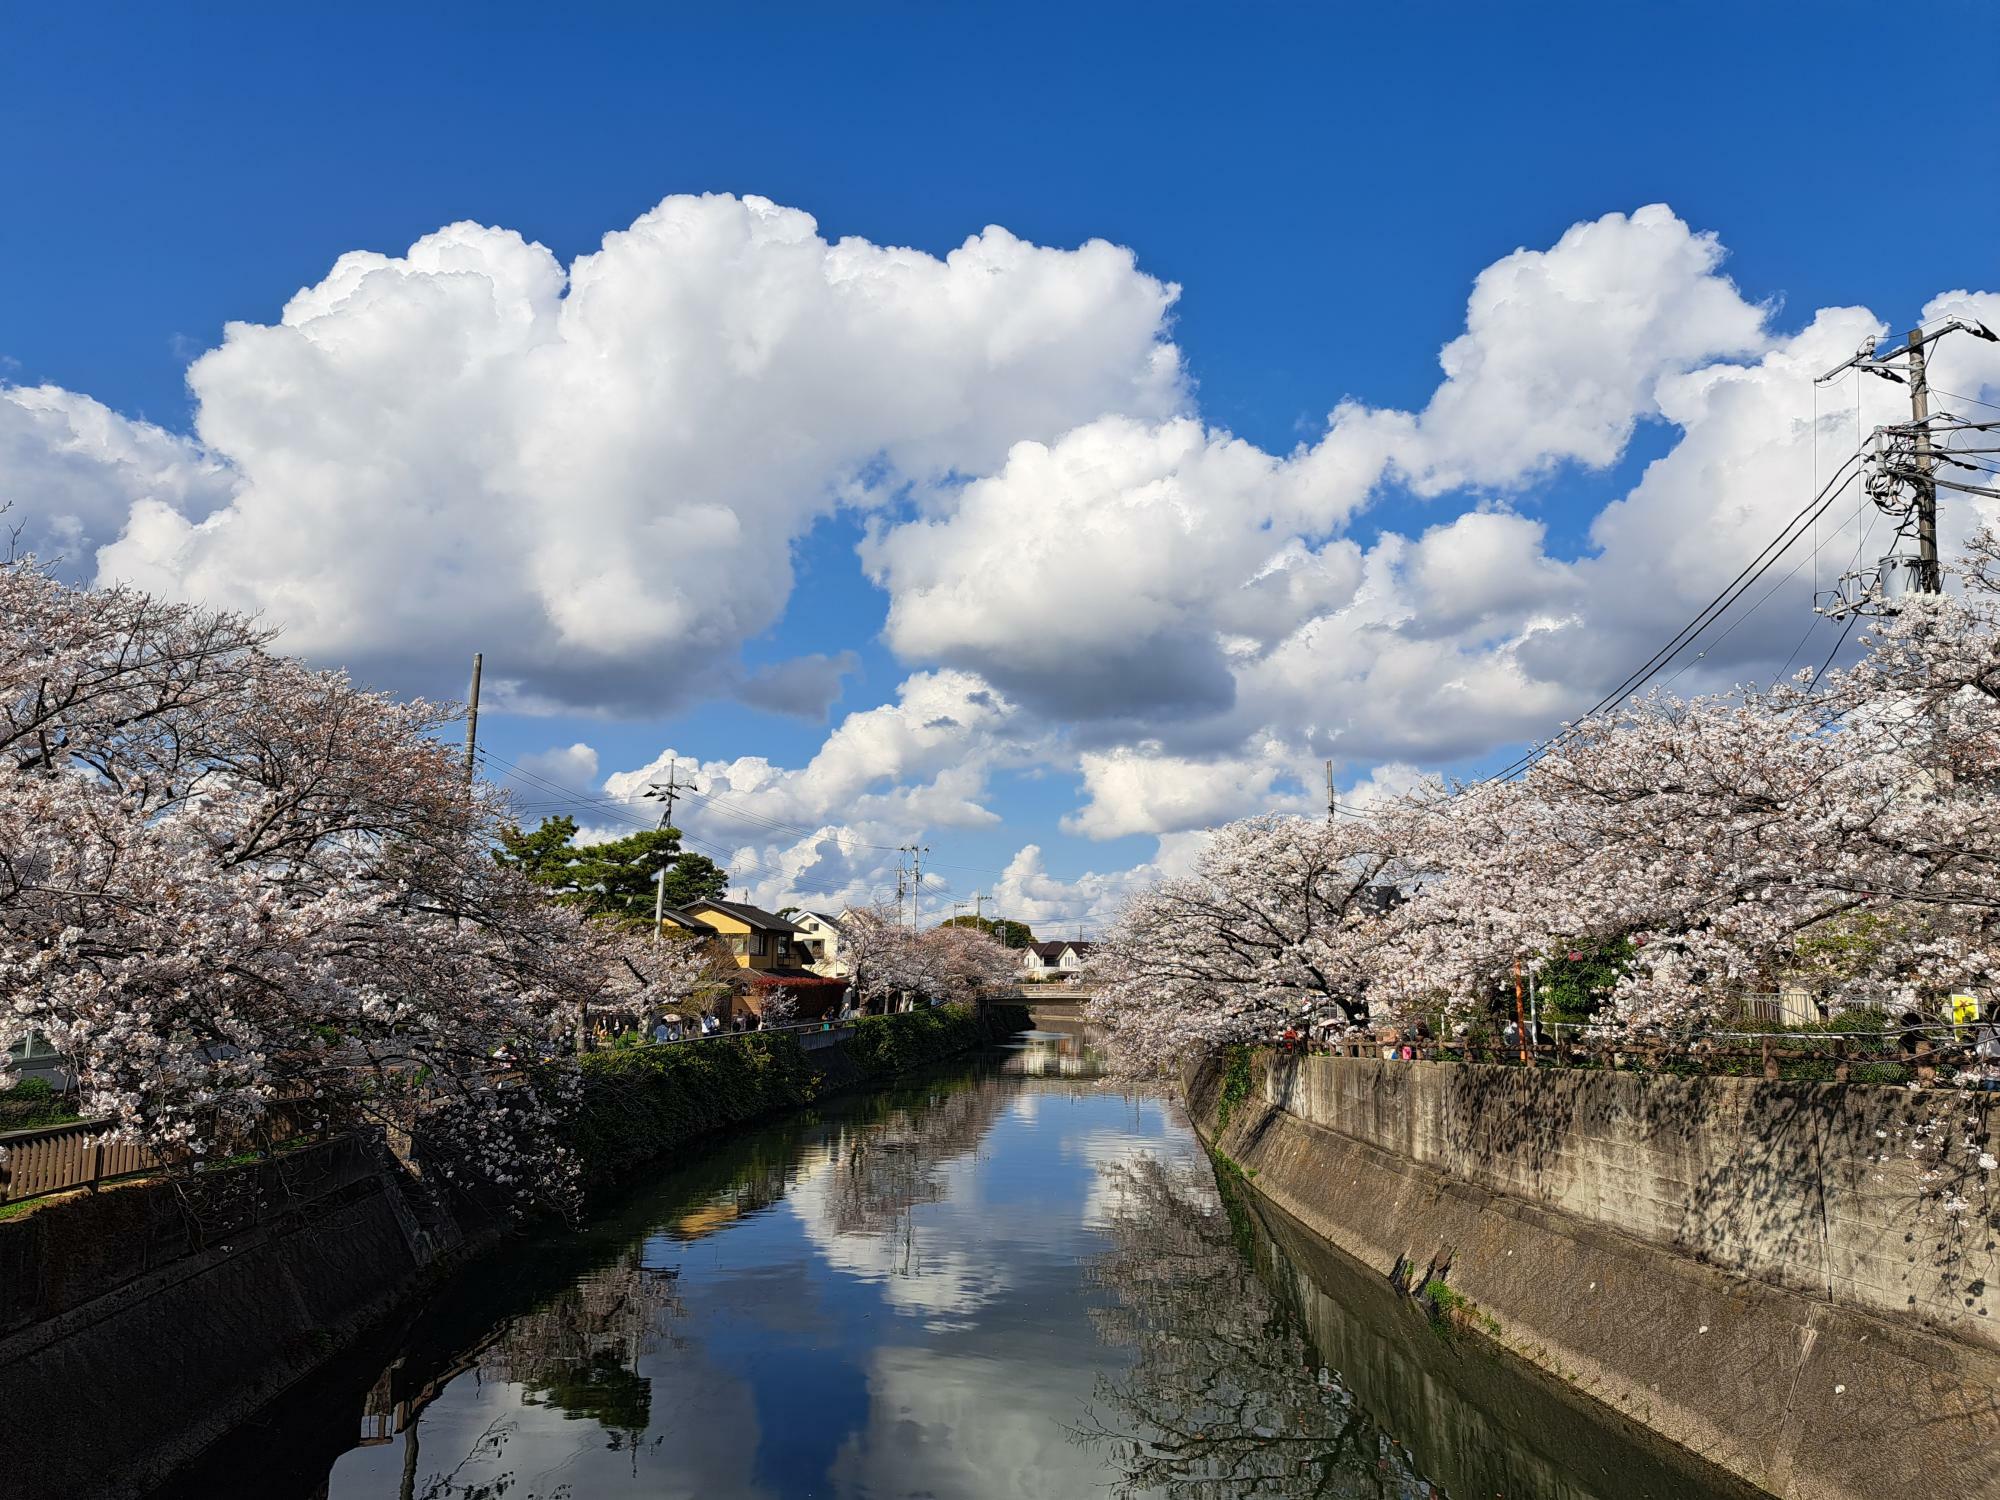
[[497, 817, 728, 921], [938, 914, 1035, 949]]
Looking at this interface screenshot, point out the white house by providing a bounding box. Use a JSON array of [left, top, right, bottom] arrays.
[[791, 910, 858, 978], [1019, 940, 1094, 981]]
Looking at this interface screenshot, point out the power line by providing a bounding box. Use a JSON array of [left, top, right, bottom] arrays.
[[1931, 385, 2000, 414], [1479, 450, 1868, 784], [1809, 612, 1860, 693]]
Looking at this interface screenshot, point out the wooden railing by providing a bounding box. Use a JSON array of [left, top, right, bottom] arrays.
[[0, 1119, 157, 1205]]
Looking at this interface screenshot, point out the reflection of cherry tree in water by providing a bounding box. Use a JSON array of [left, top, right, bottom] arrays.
[[385, 1245, 686, 1499], [407, 1416, 571, 1500], [480, 1247, 686, 1451], [1077, 1155, 1438, 1499], [823, 1078, 1012, 1254]]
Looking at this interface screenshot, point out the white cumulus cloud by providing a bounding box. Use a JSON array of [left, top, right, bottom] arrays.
[[25, 194, 1181, 712]]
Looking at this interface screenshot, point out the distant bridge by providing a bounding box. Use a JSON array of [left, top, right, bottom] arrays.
[[995, 984, 1095, 1030]]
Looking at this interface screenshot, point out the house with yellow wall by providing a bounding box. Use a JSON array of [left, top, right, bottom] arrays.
[[677, 898, 810, 970]]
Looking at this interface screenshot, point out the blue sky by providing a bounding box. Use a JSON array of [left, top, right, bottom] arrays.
[[6, 2, 1999, 928]]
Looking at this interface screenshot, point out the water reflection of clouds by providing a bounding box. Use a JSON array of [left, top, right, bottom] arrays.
[[1064, 1100, 1207, 1231], [787, 1148, 1001, 1329], [828, 1344, 1121, 1500], [318, 1081, 1203, 1500]]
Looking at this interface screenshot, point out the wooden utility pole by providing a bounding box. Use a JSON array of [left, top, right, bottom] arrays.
[[462, 653, 482, 783]]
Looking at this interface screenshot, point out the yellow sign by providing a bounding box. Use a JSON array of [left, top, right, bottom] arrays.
[[1950, 994, 1980, 1025]]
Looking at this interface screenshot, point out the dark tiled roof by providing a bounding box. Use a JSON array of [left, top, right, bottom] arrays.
[[1025, 940, 1095, 960], [658, 906, 718, 931], [688, 898, 808, 934]]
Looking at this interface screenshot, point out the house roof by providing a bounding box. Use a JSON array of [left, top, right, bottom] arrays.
[[1025, 940, 1095, 960], [686, 898, 808, 935], [807, 910, 848, 931], [658, 905, 718, 931]]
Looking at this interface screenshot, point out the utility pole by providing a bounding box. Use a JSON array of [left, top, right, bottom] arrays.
[[1907, 329, 1941, 594], [1816, 317, 1998, 608], [643, 756, 700, 829], [462, 652, 483, 784], [898, 844, 928, 931], [1326, 759, 1335, 821]]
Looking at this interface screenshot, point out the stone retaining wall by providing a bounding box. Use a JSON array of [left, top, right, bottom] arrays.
[[1265, 1054, 2000, 1350], [1193, 1053, 2000, 1500]]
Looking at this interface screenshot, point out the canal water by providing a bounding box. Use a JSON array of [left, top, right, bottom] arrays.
[[150, 1034, 1756, 1500]]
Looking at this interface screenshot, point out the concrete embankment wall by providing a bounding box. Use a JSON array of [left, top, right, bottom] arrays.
[[0, 1006, 1002, 1500], [1191, 1053, 2000, 1500]]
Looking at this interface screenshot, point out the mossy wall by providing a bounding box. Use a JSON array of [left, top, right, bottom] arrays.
[[568, 1004, 987, 1187]]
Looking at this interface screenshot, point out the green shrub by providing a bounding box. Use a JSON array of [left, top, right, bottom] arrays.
[[841, 1006, 979, 1077], [1216, 1045, 1253, 1128], [0, 1076, 80, 1130], [570, 1006, 982, 1187], [573, 1032, 818, 1184], [1419, 1278, 1499, 1341]]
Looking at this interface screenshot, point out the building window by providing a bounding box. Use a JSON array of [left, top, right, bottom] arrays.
[[749, 932, 767, 957], [727, 935, 748, 956]]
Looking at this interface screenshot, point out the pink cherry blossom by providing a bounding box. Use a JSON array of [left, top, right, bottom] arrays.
[[0, 560, 697, 1210]]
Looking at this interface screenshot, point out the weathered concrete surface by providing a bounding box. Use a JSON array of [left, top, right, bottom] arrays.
[[1264, 1054, 2000, 1351], [1193, 1055, 2000, 1500], [1247, 1189, 1768, 1500], [0, 1143, 458, 1500]]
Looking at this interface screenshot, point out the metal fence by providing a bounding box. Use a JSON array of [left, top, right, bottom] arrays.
[[620, 1017, 859, 1049], [0, 1118, 158, 1204]]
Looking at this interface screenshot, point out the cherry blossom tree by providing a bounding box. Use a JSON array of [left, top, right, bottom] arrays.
[[925, 920, 1017, 1000], [1094, 532, 2000, 1071], [0, 560, 682, 1207], [840, 905, 1013, 1011], [1088, 815, 1413, 1075], [759, 986, 799, 1028]]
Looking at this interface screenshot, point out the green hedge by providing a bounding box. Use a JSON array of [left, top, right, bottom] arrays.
[[570, 1005, 983, 1187], [838, 1006, 983, 1076], [0, 1078, 80, 1132]]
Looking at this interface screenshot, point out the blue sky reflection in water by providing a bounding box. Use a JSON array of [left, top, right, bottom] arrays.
[[239, 1041, 1744, 1500], [331, 1056, 1196, 1498]]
